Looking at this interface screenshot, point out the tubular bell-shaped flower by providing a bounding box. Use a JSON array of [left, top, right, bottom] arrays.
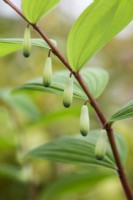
[[95, 130, 107, 161], [23, 26, 31, 57], [63, 76, 73, 108], [80, 105, 90, 136], [43, 57, 52, 87]]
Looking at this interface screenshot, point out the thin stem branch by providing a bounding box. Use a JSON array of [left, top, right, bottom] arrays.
[[3, 0, 133, 199]]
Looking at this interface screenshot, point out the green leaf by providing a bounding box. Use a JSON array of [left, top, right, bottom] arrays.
[[0, 89, 40, 120], [16, 68, 109, 100], [109, 100, 133, 123], [25, 130, 127, 170], [22, 0, 60, 24], [67, 0, 133, 71], [0, 165, 24, 182], [39, 170, 114, 200], [0, 38, 56, 57], [0, 138, 16, 150], [0, 165, 30, 182]]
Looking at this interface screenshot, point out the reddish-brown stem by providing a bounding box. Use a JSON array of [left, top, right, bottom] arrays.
[[76, 74, 133, 200], [3, 0, 133, 199]]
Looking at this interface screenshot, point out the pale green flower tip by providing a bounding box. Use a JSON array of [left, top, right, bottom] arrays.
[[80, 129, 88, 137], [95, 154, 105, 161], [43, 80, 51, 87], [43, 57, 52, 87], [23, 50, 30, 58], [63, 100, 71, 108], [23, 27, 31, 58], [63, 76, 73, 108]]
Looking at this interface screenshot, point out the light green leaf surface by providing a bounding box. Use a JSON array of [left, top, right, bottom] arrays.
[[0, 138, 16, 150], [22, 0, 60, 24], [0, 38, 56, 57], [110, 100, 133, 123], [16, 68, 109, 100], [25, 130, 127, 170], [39, 170, 114, 200], [0, 89, 40, 120], [67, 0, 133, 71]]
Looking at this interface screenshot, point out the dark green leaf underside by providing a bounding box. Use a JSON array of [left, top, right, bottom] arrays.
[[25, 130, 127, 170], [39, 170, 114, 200], [15, 68, 109, 100], [110, 100, 133, 122]]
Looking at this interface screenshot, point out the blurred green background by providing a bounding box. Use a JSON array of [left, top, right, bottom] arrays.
[[0, 1, 133, 200]]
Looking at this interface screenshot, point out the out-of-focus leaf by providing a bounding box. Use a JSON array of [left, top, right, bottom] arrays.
[[109, 100, 133, 123], [0, 89, 40, 120], [0, 138, 16, 150], [28, 106, 80, 127], [25, 130, 127, 170], [16, 68, 109, 100], [0, 38, 56, 57], [67, 0, 133, 71], [0, 165, 30, 182], [39, 170, 114, 200], [22, 0, 60, 24], [0, 165, 24, 182]]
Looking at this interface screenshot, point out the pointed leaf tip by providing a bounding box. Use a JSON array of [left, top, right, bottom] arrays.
[[110, 100, 133, 123], [67, 0, 133, 71], [22, 0, 60, 24]]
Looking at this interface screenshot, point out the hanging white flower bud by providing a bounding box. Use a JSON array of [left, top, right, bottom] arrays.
[[43, 57, 52, 87], [23, 26, 31, 57], [95, 130, 107, 161], [63, 76, 73, 108], [80, 105, 89, 136]]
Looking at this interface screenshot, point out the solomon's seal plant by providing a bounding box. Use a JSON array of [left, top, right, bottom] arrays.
[[1, 0, 133, 199]]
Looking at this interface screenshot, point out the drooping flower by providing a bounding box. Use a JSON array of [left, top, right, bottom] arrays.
[[43, 57, 52, 87], [63, 76, 73, 108], [80, 105, 89, 136], [23, 26, 31, 57], [95, 130, 107, 160]]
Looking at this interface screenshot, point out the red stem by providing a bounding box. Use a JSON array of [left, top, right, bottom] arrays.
[[3, 0, 133, 199]]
